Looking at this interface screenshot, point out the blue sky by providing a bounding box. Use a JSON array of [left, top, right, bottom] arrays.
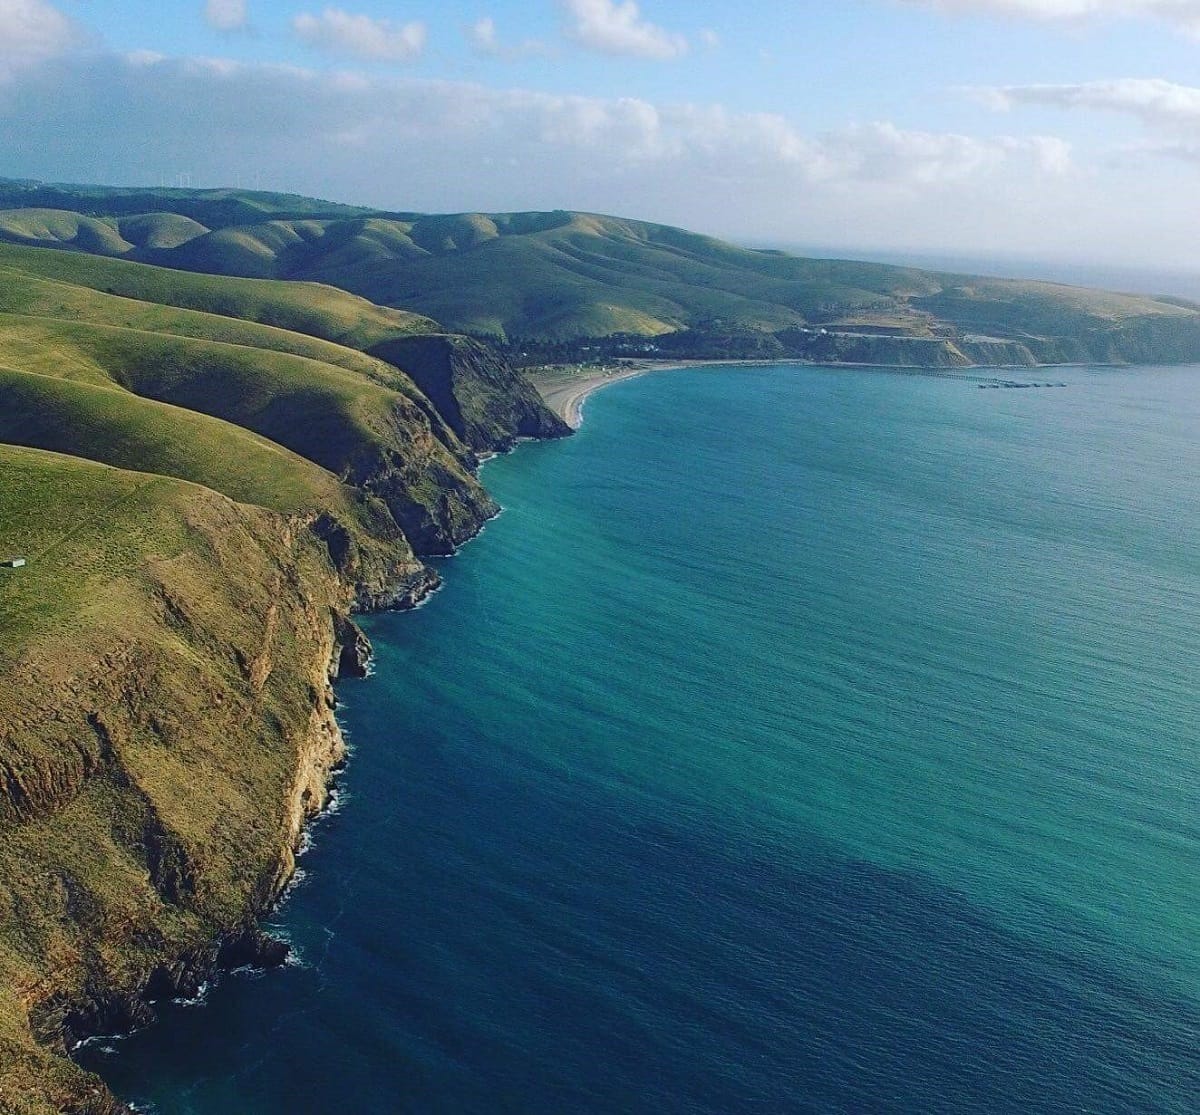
[[6, 1, 1200, 267]]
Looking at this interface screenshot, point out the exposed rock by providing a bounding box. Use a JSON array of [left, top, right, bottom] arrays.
[[351, 449, 498, 556], [0, 489, 357, 1113], [369, 334, 572, 455], [332, 613, 373, 679]]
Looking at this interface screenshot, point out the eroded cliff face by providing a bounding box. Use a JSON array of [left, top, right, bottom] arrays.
[[348, 443, 499, 557], [336, 338, 574, 555], [0, 322, 573, 1112], [0, 482, 372, 1114], [369, 334, 572, 455]]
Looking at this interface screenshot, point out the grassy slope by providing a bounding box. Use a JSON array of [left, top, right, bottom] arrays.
[[0, 314, 442, 469], [0, 365, 359, 518], [0, 242, 438, 349], [0, 446, 346, 1113], [0, 243, 509, 536], [0, 312, 497, 548], [0, 266, 428, 381], [3, 189, 1198, 355]]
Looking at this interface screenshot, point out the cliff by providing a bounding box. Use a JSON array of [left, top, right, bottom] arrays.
[[0, 249, 568, 1113], [369, 334, 572, 453], [0, 449, 356, 1113]]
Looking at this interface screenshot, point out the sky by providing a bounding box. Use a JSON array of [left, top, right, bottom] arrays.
[[4, 0, 1200, 269]]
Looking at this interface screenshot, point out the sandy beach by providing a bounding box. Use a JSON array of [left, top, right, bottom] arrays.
[[529, 360, 773, 428], [529, 366, 656, 428]]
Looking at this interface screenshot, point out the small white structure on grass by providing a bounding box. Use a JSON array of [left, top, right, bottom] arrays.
[[2, 558, 26, 568]]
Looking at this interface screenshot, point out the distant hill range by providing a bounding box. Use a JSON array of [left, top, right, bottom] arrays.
[[3, 178, 1200, 367]]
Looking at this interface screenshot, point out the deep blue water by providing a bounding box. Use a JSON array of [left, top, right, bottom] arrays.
[[83, 364, 1200, 1112]]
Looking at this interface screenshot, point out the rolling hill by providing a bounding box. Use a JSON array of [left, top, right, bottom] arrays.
[[2, 180, 1200, 365], [0, 241, 567, 1115]]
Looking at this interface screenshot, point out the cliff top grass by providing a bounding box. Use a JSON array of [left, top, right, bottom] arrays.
[[0, 445, 169, 651], [0, 241, 438, 349], [0, 239, 541, 583], [0, 267, 427, 384], [0, 365, 360, 520], [0, 445, 351, 1113], [0, 313, 474, 478]]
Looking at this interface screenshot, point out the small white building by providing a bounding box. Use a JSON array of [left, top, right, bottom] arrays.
[[2, 558, 26, 568]]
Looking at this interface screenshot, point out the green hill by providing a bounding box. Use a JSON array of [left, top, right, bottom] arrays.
[[2, 181, 1199, 364], [0, 445, 363, 1113], [0, 313, 495, 552], [0, 240, 567, 1114], [0, 365, 358, 518], [0, 241, 439, 348]]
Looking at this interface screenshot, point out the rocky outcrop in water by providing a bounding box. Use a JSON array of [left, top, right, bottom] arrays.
[[333, 613, 374, 679]]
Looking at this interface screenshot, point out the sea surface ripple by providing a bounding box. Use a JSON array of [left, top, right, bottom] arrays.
[[84, 364, 1200, 1113]]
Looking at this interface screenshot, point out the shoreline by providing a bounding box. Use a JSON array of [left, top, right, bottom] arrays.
[[529, 360, 778, 428], [63, 354, 1191, 1112], [528, 356, 1131, 427]]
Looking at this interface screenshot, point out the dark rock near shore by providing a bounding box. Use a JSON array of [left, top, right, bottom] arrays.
[[333, 613, 373, 678], [370, 334, 572, 454]]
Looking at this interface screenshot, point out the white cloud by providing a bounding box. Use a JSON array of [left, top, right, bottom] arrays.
[[293, 7, 427, 61], [817, 122, 1071, 184], [983, 78, 1200, 128], [0, 52, 1122, 264], [468, 16, 500, 53], [204, 0, 247, 32], [0, 0, 80, 76], [466, 15, 552, 59], [562, 0, 688, 59], [699, 28, 720, 49], [899, 0, 1200, 34], [978, 78, 1200, 179], [1118, 137, 1200, 163]]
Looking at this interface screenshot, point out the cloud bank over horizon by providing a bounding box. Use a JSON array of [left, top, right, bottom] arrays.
[[900, 0, 1200, 34], [2, 0, 1200, 268], [0, 50, 1084, 252]]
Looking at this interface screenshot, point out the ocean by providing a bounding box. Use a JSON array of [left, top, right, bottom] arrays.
[[81, 363, 1200, 1113]]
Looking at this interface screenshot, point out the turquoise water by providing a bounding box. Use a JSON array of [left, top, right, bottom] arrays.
[[84, 364, 1200, 1112]]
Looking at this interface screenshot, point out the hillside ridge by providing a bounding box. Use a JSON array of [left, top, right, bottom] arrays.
[[2, 181, 1199, 366], [0, 242, 568, 1114]]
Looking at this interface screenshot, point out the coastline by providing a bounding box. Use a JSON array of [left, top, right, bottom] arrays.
[[529, 360, 777, 428], [72, 360, 1200, 1115], [17, 349, 1113, 1110], [1, 358, 564, 1112], [40, 612, 363, 1115], [23, 414, 541, 1111], [529, 356, 1111, 427]]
